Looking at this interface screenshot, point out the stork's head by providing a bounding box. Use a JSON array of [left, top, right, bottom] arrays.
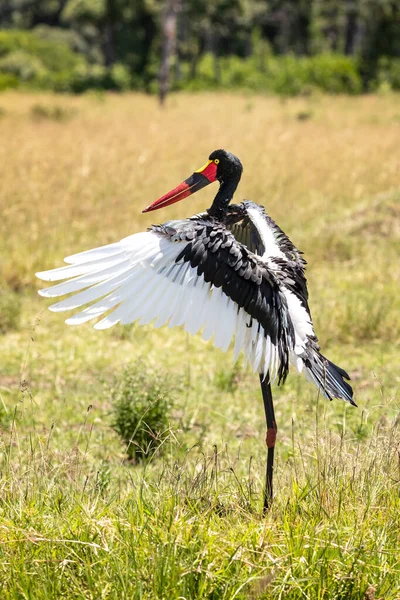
[[142, 149, 243, 213]]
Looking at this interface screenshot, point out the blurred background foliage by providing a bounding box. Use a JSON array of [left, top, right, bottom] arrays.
[[0, 0, 399, 95]]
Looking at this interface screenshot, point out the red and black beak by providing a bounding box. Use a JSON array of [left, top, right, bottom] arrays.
[[142, 160, 218, 213]]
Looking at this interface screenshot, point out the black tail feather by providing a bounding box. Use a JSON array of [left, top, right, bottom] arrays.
[[304, 351, 356, 406]]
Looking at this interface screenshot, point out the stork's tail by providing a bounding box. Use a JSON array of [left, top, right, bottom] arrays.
[[304, 350, 356, 406]]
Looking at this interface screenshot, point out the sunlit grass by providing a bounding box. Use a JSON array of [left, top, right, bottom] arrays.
[[0, 91, 399, 598]]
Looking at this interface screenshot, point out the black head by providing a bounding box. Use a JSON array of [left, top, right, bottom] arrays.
[[143, 149, 243, 213], [208, 149, 243, 185]]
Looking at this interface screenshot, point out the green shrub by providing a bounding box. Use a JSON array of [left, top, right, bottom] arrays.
[[111, 362, 174, 462], [51, 63, 132, 93], [110, 63, 132, 91], [62, 0, 106, 22], [0, 287, 21, 335], [0, 29, 87, 91], [307, 54, 362, 94], [33, 25, 90, 57], [0, 51, 47, 82], [260, 54, 361, 95], [224, 55, 266, 91], [178, 53, 362, 96], [0, 73, 19, 91], [0, 30, 85, 74], [0, 30, 131, 93], [68, 63, 108, 92], [265, 55, 310, 95], [377, 57, 400, 90], [39, 69, 75, 92]]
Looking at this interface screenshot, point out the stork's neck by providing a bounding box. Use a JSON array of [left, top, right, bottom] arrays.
[[207, 178, 239, 221]]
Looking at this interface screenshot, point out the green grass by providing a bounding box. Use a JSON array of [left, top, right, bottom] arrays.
[[0, 92, 399, 599]]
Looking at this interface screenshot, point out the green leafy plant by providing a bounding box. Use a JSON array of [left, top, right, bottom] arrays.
[[111, 362, 174, 461]]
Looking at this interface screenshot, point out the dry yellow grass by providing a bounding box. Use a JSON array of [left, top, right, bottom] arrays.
[[0, 92, 399, 287]]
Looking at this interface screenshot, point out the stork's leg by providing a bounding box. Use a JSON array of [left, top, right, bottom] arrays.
[[260, 373, 277, 513]]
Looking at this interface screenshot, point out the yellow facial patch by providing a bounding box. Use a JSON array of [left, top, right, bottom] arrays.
[[194, 160, 213, 173]]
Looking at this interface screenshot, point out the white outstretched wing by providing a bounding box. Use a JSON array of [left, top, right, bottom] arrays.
[[36, 230, 281, 377]]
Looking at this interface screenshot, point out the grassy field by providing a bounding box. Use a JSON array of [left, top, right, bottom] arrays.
[[0, 91, 399, 599]]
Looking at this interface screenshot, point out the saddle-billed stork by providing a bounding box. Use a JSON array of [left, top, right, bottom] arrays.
[[36, 149, 355, 511]]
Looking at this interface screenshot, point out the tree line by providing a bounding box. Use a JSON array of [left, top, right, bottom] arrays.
[[0, 0, 399, 96]]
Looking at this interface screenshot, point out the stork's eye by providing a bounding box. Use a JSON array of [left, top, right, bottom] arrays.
[[214, 159, 220, 165]]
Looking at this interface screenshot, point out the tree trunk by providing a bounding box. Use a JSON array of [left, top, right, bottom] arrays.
[[102, 0, 118, 67], [212, 34, 221, 84], [159, 0, 181, 106], [344, 0, 364, 56], [190, 41, 201, 79], [137, 11, 157, 91], [279, 4, 291, 54], [174, 14, 184, 83], [103, 22, 116, 67]]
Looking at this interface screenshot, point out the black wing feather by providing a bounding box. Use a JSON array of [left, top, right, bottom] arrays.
[[225, 202, 310, 311], [152, 216, 295, 383]]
